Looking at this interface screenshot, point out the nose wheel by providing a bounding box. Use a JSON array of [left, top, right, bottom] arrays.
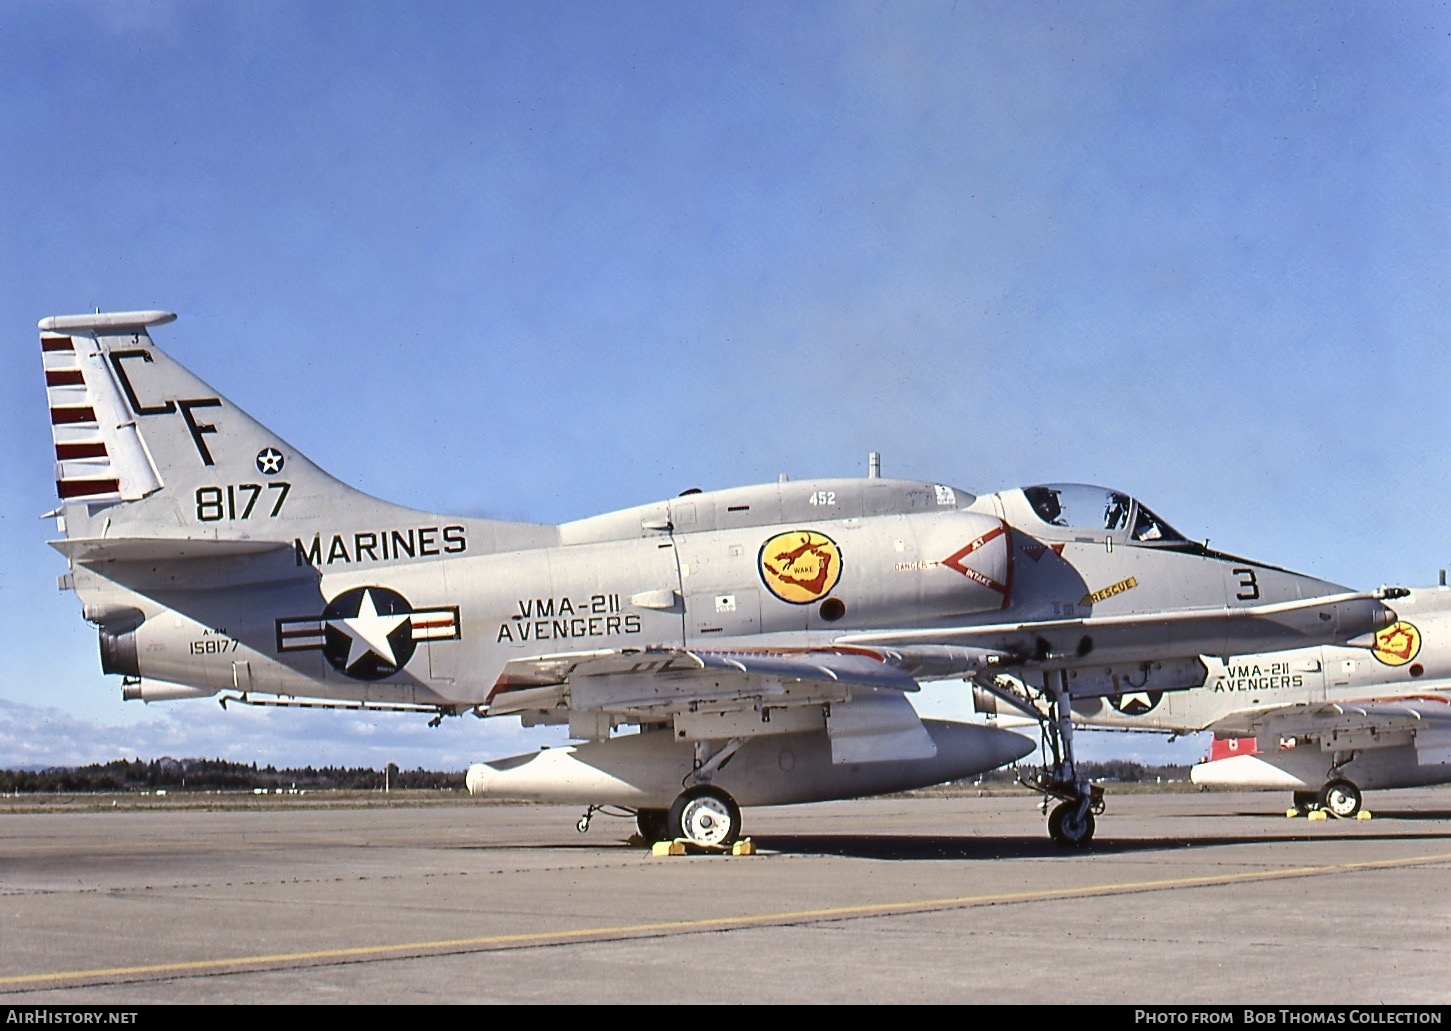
[[1011, 668, 1105, 846], [1048, 800, 1096, 846]]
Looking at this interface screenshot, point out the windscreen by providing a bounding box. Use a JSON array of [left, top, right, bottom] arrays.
[[1023, 484, 1185, 541]]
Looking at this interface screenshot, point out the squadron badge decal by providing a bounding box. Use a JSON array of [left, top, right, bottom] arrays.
[[1372, 621, 1422, 666], [759, 530, 841, 604], [276, 586, 460, 680]]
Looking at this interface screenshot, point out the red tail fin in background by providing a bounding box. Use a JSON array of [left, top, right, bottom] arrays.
[[1208, 736, 1258, 761]]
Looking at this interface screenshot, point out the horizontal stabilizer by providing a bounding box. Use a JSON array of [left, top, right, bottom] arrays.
[[50, 536, 294, 563]]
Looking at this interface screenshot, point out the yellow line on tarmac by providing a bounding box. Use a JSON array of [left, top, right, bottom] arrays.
[[5, 849, 1450, 989]]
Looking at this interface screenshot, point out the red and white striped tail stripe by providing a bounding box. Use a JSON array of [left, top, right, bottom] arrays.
[[41, 333, 121, 502], [409, 607, 462, 641]]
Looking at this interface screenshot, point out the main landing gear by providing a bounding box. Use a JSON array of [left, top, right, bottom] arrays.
[[1291, 791, 1319, 816], [666, 785, 742, 847], [1291, 751, 1364, 818], [634, 807, 671, 842], [576, 738, 747, 849], [1320, 779, 1363, 818], [575, 786, 745, 848], [1292, 778, 1363, 818]]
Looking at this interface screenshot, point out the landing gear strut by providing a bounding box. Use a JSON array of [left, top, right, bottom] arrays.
[[995, 669, 1104, 846], [662, 738, 746, 847]]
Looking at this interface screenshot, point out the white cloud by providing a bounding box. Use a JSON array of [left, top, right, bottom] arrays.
[[0, 697, 568, 772]]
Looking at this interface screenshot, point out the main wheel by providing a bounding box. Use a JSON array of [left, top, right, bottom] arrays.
[[1320, 779, 1362, 818], [667, 786, 742, 847], [635, 808, 670, 843], [1292, 791, 1319, 815], [1048, 800, 1096, 847]]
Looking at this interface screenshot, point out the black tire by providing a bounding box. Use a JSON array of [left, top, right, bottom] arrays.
[[1292, 791, 1319, 815], [635, 808, 670, 843], [1048, 800, 1095, 847], [667, 786, 742, 847], [1320, 779, 1362, 818]]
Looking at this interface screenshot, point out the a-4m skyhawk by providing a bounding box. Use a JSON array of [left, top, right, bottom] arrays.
[[37, 310, 1405, 847]]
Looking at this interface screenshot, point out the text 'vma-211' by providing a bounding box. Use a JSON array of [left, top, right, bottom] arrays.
[[38, 311, 1405, 847]]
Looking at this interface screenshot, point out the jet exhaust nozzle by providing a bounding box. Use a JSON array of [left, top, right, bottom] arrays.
[[91, 606, 145, 678]]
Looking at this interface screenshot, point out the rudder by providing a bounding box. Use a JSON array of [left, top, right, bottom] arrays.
[[38, 309, 419, 537]]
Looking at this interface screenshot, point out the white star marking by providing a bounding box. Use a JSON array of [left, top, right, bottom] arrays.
[[1117, 691, 1154, 713], [328, 589, 409, 671], [257, 448, 284, 474]]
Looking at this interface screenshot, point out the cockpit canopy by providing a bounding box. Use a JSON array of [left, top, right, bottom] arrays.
[[1022, 484, 1185, 543]]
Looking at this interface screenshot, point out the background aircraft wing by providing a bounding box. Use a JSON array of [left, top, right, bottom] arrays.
[[1207, 696, 1451, 748]]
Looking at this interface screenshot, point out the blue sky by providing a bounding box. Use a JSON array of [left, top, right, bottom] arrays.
[[3, 1, 1450, 772]]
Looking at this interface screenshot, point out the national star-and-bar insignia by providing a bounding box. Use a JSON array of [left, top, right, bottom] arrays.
[[276, 586, 460, 681], [1109, 691, 1162, 716]]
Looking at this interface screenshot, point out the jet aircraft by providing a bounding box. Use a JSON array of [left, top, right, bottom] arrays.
[[1022, 585, 1451, 817], [37, 310, 1405, 846]]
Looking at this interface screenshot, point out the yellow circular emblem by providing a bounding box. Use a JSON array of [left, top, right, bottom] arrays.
[[759, 530, 842, 604], [1373, 621, 1421, 666]]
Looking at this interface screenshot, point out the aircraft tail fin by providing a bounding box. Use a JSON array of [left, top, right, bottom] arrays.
[[38, 310, 440, 539], [1207, 736, 1259, 761]]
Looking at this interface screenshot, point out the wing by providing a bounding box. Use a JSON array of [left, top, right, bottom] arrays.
[[485, 644, 919, 718], [1208, 696, 1451, 751], [483, 645, 941, 762], [838, 588, 1400, 693]]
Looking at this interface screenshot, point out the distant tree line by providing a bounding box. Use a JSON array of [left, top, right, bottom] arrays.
[[969, 759, 1187, 784], [1079, 759, 1188, 783], [0, 757, 465, 793], [0, 756, 1184, 794]]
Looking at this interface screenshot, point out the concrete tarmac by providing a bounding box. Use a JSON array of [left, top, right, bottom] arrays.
[[2, 787, 1450, 1006]]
